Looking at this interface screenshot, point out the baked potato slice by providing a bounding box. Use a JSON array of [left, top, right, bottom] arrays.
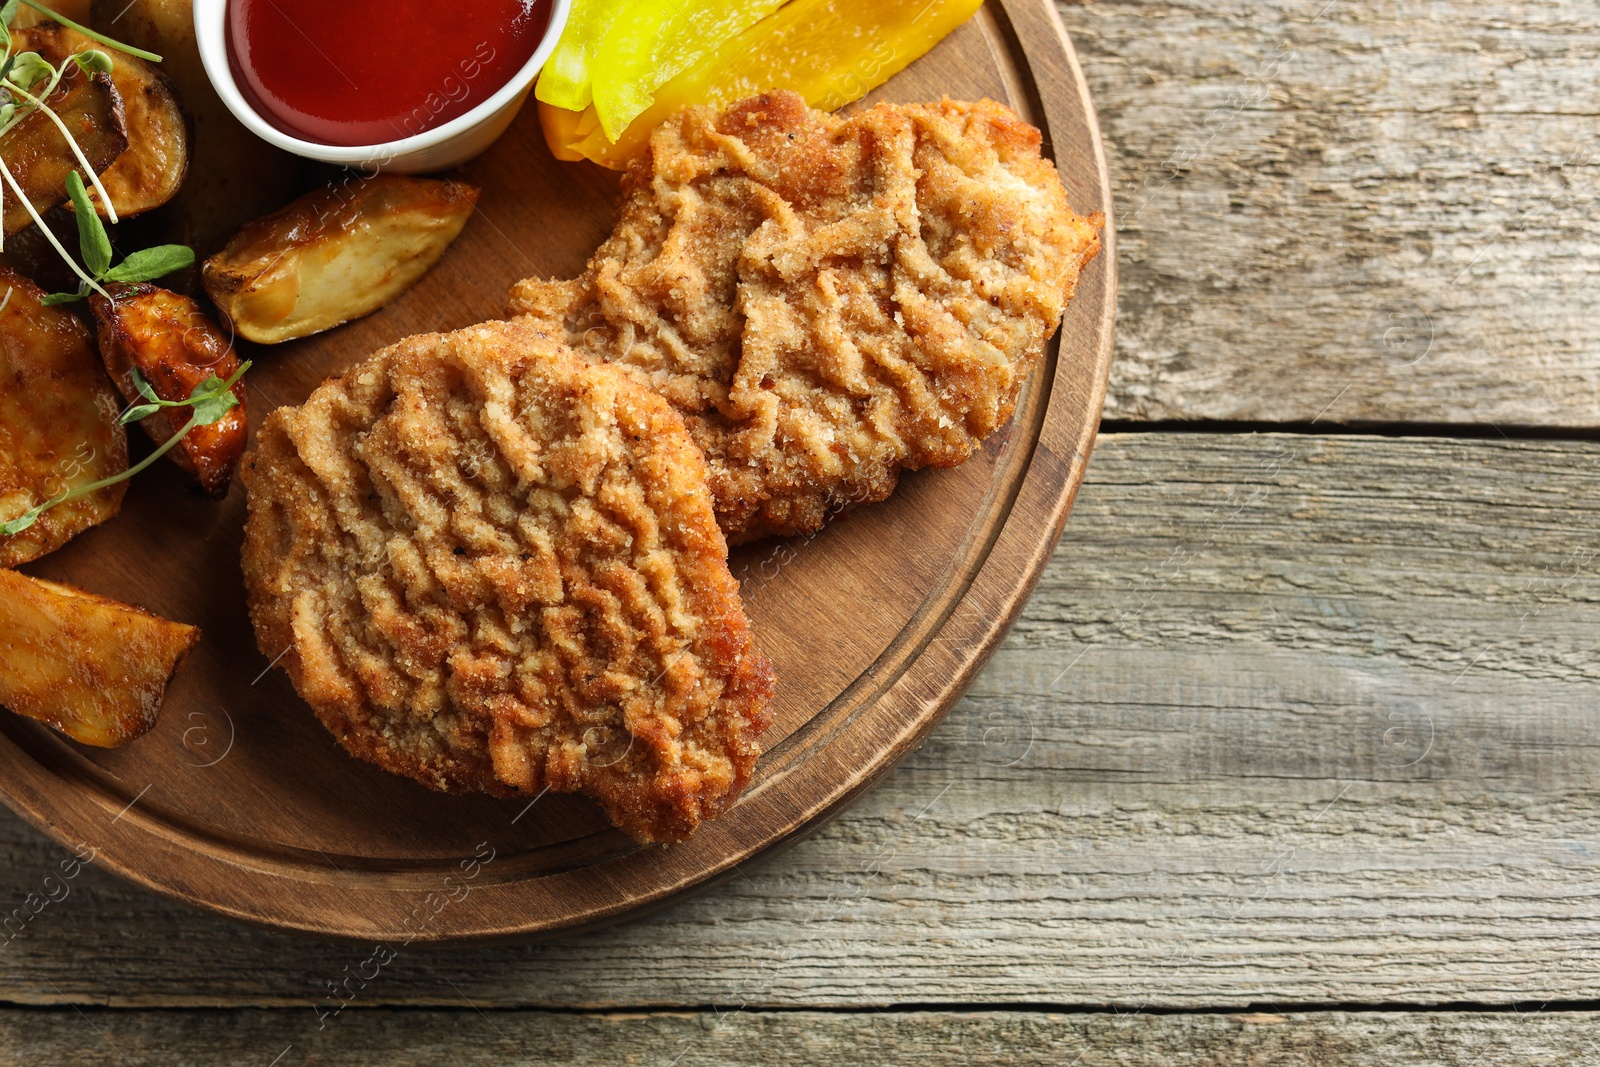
[[1, 62, 126, 236], [202, 176, 479, 344], [0, 567, 198, 747], [11, 0, 90, 27], [16, 23, 191, 220], [0, 267, 128, 567], [91, 0, 303, 260], [90, 282, 246, 497]]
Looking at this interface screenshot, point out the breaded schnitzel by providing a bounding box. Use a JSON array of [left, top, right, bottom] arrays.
[[241, 320, 773, 843], [509, 91, 1103, 542]]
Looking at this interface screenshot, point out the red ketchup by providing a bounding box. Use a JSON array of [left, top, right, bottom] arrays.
[[227, 0, 554, 147]]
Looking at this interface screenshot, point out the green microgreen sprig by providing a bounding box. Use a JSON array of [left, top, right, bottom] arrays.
[[120, 363, 245, 424], [0, 1, 188, 298], [0, 0, 235, 543], [15, 0, 160, 62], [40, 170, 194, 303], [0, 360, 250, 537]]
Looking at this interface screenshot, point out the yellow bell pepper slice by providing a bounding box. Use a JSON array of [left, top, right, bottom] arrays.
[[590, 0, 788, 141], [539, 99, 592, 161], [534, 0, 631, 112], [541, 0, 986, 170]]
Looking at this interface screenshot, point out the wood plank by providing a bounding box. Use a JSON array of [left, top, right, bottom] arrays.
[[4, 1008, 1600, 1065], [1061, 0, 1600, 426], [6, 433, 1600, 1008]]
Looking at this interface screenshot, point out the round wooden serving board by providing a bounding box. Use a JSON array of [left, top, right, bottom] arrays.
[[0, 0, 1114, 942]]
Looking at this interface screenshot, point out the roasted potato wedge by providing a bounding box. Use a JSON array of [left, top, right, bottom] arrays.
[[92, 0, 303, 259], [0, 267, 128, 567], [11, 0, 90, 28], [203, 176, 479, 344], [17, 23, 191, 220], [0, 208, 95, 296], [0, 567, 198, 747], [90, 283, 246, 497], [1, 63, 126, 236]]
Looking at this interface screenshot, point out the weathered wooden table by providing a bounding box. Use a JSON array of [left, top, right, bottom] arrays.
[[5, 1, 1599, 1061]]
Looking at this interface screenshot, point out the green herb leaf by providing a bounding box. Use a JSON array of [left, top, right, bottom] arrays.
[[64, 171, 111, 276], [128, 365, 161, 403], [189, 373, 241, 425], [39, 287, 85, 306], [0, 506, 42, 536], [103, 244, 194, 283], [118, 362, 250, 426], [73, 48, 112, 76], [0, 0, 20, 26], [7, 50, 51, 90]]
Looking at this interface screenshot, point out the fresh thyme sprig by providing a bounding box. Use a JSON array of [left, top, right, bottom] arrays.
[[0, 360, 251, 536]]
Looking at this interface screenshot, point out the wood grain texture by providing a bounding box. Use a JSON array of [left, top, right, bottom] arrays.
[[0, 0, 1116, 941], [5, 1008, 1600, 1066], [1061, 0, 1600, 426], [6, 433, 1600, 1009]]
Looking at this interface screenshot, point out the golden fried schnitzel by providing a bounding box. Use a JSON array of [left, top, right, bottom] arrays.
[[509, 91, 1103, 542], [241, 320, 774, 843]]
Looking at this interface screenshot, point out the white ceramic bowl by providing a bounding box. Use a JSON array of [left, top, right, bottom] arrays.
[[193, 0, 572, 173]]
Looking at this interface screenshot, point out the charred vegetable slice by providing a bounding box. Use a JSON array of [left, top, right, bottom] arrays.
[[91, 282, 246, 497], [0, 59, 125, 235], [202, 176, 479, 344], [15, 22, 190, 220], [0, 266, 127, 567], [0, 567, 198, 748]]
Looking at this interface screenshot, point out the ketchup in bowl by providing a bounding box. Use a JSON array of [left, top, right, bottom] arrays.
[[227, 0, 554, 147]]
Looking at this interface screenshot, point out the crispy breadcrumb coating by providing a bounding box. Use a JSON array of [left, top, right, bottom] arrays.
[[510, 91, 1103, 542], [241, 319, 773, 843]]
